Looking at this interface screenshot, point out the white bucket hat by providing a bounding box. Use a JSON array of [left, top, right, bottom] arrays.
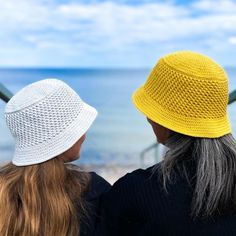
[[5, 79, 97, 166]]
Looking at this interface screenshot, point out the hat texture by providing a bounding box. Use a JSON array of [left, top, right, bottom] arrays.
[[5, 79, 97, 166], [132, 51, 231, 138]]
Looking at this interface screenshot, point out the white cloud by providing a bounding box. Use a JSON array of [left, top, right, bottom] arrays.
[[0, 0, 49, 30], [0, 0, 235, 67], [192, 0, 236, 13], [229, 36, 236, 44]]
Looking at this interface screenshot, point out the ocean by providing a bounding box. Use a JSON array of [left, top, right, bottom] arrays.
[[0, 68, 236, 167]]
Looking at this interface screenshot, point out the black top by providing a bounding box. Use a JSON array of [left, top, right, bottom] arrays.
[[101, 163, 236, 236], [80, 172, 111, 236]]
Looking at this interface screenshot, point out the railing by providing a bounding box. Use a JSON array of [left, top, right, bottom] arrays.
[[229, 90, 236, 104], [140, 89, 236, 167], [0, 83, 13, 102]]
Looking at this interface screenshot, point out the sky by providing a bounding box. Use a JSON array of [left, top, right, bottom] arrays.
[[0, 0, 236, 68]]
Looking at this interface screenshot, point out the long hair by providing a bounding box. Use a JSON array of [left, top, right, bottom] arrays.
[[0, 157, 90, 236], [159, 132, 236, 218]]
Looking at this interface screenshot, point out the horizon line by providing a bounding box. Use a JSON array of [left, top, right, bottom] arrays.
[[0, 66, 151, 70], [0, 66, 235, 70]]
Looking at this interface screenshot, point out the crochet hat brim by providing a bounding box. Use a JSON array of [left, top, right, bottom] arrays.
[[132, 86, 231, 138], [12, 102, 97, 166]]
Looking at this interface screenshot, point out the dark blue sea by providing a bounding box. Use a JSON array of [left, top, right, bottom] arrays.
[[0, 68, 236, 166]]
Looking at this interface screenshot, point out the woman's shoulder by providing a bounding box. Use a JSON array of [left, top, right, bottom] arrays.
[[115, 164, 160, 185], [106, 163, 161, 198], [101, 164, 163, 223], [66, 164, 111, 200], [86, 172, 111, 201]]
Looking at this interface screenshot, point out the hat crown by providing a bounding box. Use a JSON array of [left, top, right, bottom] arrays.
[[5, 79, 84, 150], [5, 79, 74, 113], [162, 51, 227, 79], [144, 51, 228, 120]]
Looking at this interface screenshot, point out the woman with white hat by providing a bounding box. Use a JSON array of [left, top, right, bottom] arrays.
[[102, 51, 236, 235], [0, 79, 110, 236]]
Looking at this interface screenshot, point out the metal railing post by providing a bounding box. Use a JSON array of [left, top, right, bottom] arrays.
[[0, 83, 13, 103]]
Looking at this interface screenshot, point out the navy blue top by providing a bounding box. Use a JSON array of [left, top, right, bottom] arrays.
[[80, 172, 111, 236], [101, 163, 236, 236]]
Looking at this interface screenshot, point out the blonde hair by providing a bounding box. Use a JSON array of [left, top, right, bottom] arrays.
[[0, 157, 90, 236]]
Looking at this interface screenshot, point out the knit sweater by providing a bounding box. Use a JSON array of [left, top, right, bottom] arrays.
[[101, 163, 236, 236], [80, 172, 111, 236]]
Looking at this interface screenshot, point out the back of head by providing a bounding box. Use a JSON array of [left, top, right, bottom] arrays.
[[1, 79, 97, 235], [133, 51, 236, 218], [133, 51, 230, 138], [5, 79, 97, 166]]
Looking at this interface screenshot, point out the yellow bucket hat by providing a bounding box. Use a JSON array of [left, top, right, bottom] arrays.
[[132, 51, 231, 138]]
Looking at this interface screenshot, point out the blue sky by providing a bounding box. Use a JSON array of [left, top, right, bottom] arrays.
[[0, 0, 236, 68]]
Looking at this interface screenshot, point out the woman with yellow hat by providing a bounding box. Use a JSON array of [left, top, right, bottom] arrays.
[[102, 51, 236, 235]]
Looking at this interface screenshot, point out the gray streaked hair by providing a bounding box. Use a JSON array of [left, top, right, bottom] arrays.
[[158, 132, 236, 218]]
